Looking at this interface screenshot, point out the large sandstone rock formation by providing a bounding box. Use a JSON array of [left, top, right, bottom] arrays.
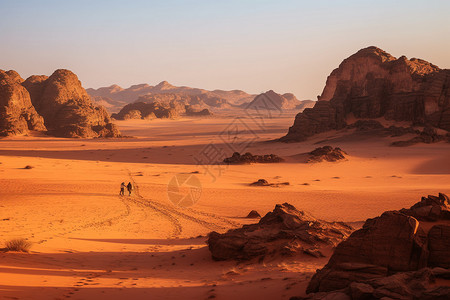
[[22, 69, 120, 138], [299, 193, 450, 300], [207, 203, 353, 261], [0, 70, 46, 136], [282, 46, 450, 141]]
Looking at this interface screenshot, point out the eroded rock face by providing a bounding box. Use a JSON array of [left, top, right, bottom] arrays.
[[22, 69, 120, 138], [207, 203, 353, 261], [302, 193, 450, 299], [0, 70, 46, 136], [282, 46, 450, 141]]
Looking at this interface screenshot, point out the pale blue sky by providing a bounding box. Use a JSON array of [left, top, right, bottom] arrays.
[[1, 0, 449, 99]]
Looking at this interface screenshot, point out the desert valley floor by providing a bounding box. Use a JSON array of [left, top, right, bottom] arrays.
[[0, 116, 449, 300]]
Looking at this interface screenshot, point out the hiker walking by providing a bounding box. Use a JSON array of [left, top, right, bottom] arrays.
[[119, 182, 126, 196], [127, 182, 133, 196]]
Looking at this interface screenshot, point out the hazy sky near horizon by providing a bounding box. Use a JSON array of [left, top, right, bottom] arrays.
[[1, 0, 449, 100]]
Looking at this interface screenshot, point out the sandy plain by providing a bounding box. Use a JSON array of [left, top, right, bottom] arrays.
[[0, 114, 449, 299]]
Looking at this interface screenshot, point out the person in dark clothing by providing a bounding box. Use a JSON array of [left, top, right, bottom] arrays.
[[120, 182, 126, 196], [127, 182, 133, 196]]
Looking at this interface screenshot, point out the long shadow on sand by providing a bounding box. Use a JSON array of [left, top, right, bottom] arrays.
[[69, 237, 206, 246]]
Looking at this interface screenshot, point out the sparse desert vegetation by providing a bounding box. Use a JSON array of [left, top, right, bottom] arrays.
[[2, 238, 32, 252]]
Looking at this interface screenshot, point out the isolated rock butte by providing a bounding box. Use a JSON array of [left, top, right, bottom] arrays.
[[302, 193, 450, 299], [245, 90, 313, 111], [282, 46, 450, 141], [22, 69, 120, 138], [0, 70, 46, 136], [207, 203, 353, 261]]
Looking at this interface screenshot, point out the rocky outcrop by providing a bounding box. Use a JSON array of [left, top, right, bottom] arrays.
[[296, 267, 450, 300], [391, 126, 449, 146], [300, 193, 450, 299], [185, 106, 212, 116], [400, 193, 450, 221], [223, 152, 284, 164], [282, 46, 450, 142], [111, 101, 183, 120], [207, 203, 353, 261], [0, 70, 46, 136], [245, 90, 311, 111], [22, 69, 120, 138], [246, 210, 261, 218], [307, 146, 347, 163]]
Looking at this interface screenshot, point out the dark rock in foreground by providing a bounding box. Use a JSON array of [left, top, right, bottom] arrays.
[[298, 193, 450, 300], [223, 152, 284, 164], [207, 203, 353, 261], [400, 193, 450, 221], [250, 179, 270, 186], [294, 267, 450, 300], [249, 179, 289, 187], [307, 146, 347, 163]]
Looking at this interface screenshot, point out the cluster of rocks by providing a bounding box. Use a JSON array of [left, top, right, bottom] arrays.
[[223, 152, 284, 164], [207, 203, 353, 261], [297, 193, 450, 300], [249, 179, 290, 187], [281, 46, 450, 142], [391, 127, 450, 146], [0, 69, 120, 138], [349, 120, 450, 146], [307, 146, 347, 163], [111, 101, 212, 120]]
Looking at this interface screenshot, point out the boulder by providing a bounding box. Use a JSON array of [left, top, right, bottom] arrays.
[[400, 193, 450, 221], [307, 146, 347, 163], [207, 203, 352, 261], [299, 193, 450, 300], [0, 70, 46, 136], [307, 211, 428, 292], [428, 225, 450, 268], [249, 179, 270, 186]]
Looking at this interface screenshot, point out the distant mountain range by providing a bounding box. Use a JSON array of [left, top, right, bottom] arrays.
[[87, 81, 314, 114]]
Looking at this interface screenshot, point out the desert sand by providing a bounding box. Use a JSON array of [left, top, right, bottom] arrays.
[[1, 115, 449, 299]]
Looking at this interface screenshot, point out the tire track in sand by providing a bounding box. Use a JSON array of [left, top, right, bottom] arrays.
[[127, 171, 237, 233]]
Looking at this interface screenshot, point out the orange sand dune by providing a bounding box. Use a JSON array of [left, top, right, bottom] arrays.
[[0, 117, 449, 299]]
